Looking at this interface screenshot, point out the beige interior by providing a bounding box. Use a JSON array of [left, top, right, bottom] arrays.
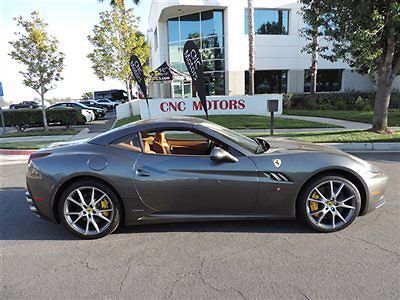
[[141, 131, 216, 156]]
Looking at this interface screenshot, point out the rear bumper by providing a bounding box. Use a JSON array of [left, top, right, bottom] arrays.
[[25, 190, 40, 217]]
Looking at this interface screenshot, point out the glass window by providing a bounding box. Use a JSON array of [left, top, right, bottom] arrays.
[[203, 60, 224, 72], [245, 9, 289, 35], [184, 82, 192, 98], [140, 129, 221, 156], [168, 17, 179, 42], [304, 69, 343, 92], [172, 82, 183, 98], [180, 13, 200, 41], [201, 10, 223, 37], [201, 36, 224, 49], [245, 70, 288, 94], [201, 47, 224, 60], [168, 10, 225, 96], [205, 72, 225, 95], [111, 133, 142, 153]]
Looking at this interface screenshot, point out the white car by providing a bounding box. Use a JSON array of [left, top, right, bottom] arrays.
[[47, 104, 95, 123], [81, 109, 94, 123]]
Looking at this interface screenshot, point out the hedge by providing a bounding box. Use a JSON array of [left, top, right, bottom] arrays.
[[3, 109, 85, 131], [283, 92, 400, 111]]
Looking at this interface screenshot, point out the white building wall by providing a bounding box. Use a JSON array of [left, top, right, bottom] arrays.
[[148, 0, 394, 96]]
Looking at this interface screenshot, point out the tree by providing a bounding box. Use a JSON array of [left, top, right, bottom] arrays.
[[81, 91, 94, 99], [98, 0, 140, 5], [247, 0, 255, 95], [88, 0, 150, 101], [9, 11, 64, 131], [299, 0, 329, 94], [320, 0, 400, 132]]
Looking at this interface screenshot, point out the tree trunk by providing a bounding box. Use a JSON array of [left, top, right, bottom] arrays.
[[248, 0, 255, 95], [126, 81, 133, 117], [372, 75, 393, 132], [41, 92, 49, 132], [310, 27, 318, 94], [372, 37, 396, 132]]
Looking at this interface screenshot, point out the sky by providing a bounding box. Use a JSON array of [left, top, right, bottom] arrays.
[[0, 0, 152, 103]]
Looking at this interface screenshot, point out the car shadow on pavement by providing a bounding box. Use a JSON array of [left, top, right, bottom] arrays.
[[115, 219, 315, 235], [1, 190, 314, 241]]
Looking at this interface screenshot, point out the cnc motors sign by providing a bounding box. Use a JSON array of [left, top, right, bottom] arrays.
[[139, 95, 283, 119]]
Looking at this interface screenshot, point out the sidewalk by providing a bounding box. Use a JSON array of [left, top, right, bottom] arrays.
[[279, 114, 371, 130]]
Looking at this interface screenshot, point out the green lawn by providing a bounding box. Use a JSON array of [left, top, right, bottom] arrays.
[[0, 129, 79, 138], [114, 115, 336, 129], [0, 141, 62, 149], [286, 110, 400, 127], [114, 115, 141, 128], [2, 130, 398, 148], [246, 130, 400, 143]]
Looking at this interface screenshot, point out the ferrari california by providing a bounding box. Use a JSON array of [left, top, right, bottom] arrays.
[[26, 117, 388, 238]]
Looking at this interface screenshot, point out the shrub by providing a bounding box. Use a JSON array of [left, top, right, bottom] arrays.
[[284, 91, 399, 111], [3, 109, 84, 131]]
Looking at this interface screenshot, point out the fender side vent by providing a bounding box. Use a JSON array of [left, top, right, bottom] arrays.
[[264, 172, 291, 182]]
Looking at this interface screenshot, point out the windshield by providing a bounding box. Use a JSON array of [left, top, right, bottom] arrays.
[[201, 121, 268, 154]]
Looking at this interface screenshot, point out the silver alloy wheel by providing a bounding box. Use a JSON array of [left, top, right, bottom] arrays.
[[306, 180, 357, 230], [63, 186, 115, 236]]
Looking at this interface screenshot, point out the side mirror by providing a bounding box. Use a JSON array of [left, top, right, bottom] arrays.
[[210, 147, 238, 163]]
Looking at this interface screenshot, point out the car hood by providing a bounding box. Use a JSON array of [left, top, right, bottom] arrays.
[[261, 137, 344, 155]]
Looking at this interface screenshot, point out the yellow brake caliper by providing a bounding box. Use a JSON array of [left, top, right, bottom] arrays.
[[100, 199, 110, 217], [310, 192, 320, 217]]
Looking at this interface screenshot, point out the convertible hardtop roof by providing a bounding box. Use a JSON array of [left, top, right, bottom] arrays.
[[89, 116, 211, 145]]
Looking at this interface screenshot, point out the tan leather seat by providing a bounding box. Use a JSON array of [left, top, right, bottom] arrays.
[[153, 132, 170, 155]]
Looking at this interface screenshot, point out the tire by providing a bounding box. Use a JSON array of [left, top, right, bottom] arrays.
[[58, 180, 121, 239], [297, 175, 361, 233]]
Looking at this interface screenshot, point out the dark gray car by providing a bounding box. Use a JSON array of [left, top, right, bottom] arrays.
[[26, 117, 388, 239]]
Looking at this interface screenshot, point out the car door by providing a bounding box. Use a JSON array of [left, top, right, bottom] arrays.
[[133, 131, 259, 214]]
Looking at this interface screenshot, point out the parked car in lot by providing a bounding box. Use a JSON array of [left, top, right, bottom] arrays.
[[96, 99, 119, 110], [9, 101, 40, 109], [26, 117, 388, 239], [80, 100, 111, 112], [79, 100, 112, 111], [48, 102, 105, 120], [47, 104, 94, 123]]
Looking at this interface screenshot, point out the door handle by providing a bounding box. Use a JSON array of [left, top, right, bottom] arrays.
[[136, 169, 150, 177]]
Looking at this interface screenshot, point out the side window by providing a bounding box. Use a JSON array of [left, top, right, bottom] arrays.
[[140, 129, 222, 156], [110, 133, 142, 153]]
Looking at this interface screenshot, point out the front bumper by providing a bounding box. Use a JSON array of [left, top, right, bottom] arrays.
[[362, 172, 388, 215]]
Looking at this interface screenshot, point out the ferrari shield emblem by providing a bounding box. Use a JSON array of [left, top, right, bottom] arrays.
[[273, 159, 281, 168]]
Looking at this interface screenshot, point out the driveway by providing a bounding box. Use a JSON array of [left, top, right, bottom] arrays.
[[1, 153, 399, 299]]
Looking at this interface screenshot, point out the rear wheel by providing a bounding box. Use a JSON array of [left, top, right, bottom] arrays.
[[298, 175, 361, 232], [58, 180, 121, 239]]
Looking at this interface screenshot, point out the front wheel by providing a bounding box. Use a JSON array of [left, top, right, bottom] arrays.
[[58, 180, 121, 239], [297, 175, 361, 232]]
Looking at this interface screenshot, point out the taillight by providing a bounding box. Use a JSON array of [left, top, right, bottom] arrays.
[[28, 152, 51, 164]]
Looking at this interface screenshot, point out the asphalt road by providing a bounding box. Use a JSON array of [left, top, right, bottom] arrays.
[[1, 153, 399, 299]]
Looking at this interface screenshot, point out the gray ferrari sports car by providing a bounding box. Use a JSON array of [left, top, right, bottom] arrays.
[[26, 117, 388, 238]]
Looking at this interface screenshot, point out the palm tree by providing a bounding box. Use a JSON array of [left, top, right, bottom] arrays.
[[247, 0, 255, 95]]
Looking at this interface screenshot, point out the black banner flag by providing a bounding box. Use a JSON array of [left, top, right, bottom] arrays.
[[129, 55, 150, 118], [183, 40, 208, 118]]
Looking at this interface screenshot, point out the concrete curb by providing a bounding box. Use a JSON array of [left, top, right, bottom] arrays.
[[0, 149, 36, 155], [319, 142, 400, 152], [111, 118, 119, 129], [69, 128, 90, 141]]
